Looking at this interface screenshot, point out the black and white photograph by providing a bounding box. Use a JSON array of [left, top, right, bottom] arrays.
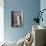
[[11, 10, 23, 27]]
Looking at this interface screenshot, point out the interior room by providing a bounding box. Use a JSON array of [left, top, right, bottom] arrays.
[[0, 0, 46, 46]]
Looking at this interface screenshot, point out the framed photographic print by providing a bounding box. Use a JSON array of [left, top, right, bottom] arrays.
[[11, 10, 23, 27]]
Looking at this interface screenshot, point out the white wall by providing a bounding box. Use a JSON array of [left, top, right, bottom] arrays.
[[0, 0, 4, 42]]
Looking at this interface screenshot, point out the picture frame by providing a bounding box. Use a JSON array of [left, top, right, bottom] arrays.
[[11, 10, 23, 27]]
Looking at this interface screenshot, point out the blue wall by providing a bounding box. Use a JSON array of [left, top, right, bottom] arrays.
[[40, 0, 46, 27], [4, 0, 40, 42]]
